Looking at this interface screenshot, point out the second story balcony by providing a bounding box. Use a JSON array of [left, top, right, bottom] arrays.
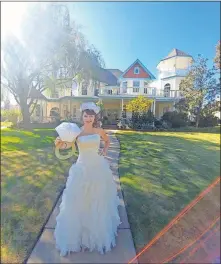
[[100, 86, 182, 98], [159, 69, 189, 79]]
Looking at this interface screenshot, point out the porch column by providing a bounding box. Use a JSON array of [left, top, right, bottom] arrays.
[[69, 100, 71, 116], [40, 100, 43, 122], [151, 100, 154, 112], [45, 101, 47, 121], [153, 99, 156, 116], [99, 98, 103, 118], [173, 101, 176, 111], [121, 98, 124, 111]]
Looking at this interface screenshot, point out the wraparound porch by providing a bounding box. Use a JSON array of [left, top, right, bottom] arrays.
[[31, 96, 178, 124]]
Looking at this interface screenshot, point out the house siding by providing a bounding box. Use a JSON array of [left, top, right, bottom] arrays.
[[123, 63, 150, 78]]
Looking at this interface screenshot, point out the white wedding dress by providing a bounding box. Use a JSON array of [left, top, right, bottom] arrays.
[[54, 134, 121, 256]]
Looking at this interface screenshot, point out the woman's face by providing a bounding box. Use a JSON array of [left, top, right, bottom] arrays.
[[82, 111, 95, 125]]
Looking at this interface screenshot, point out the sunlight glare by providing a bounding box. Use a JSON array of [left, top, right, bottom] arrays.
[[1, 2, 29, 40]]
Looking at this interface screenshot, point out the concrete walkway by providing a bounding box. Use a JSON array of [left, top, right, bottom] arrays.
[[27, 131, 137, 264]]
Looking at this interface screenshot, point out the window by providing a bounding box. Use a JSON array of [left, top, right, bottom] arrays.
[[108, 90, 113, 95], [57, 67, 68, 79], [73, 105, 77, 117], [122, 81, 127, 88], [94, 89, 99, 96], [122, 81, 127, 93], [63, 104, 68, 117], [133, 81, 140, 87], [133, 81, 140, 93], [35, 105, 41, 117], [50, 107, 60, 117], [133, 88, 139, 93], [134, 67, 140, 74], [82, 83, 87, 95], [164, 83, 171, 97], [144, 88, 148, 94], [144, 81, 149, 87]]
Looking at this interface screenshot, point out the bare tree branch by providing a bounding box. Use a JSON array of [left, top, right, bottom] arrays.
[[30, 99, 39, 115]]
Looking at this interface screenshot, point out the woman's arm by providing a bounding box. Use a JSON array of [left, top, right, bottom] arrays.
[[97, 128, 110, 156], [54, 137, 73, 149]]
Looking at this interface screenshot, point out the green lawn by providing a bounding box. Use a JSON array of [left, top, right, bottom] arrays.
[[1, 127, 220, 262], [1, 128, 77, 263], [116, 130, 220, 253]]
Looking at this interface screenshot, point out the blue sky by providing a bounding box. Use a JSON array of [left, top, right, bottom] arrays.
[[71, 2, 220, 76]]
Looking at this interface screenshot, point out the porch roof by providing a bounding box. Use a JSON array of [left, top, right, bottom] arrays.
[[46, 96, 99, 102], [45, 95, 179, 103]]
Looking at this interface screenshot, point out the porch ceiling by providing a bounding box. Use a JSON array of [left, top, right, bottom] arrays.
[[46, 96, 99, 102]]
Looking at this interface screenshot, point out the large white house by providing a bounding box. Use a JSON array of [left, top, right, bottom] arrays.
[[31, 48, 194, 124]]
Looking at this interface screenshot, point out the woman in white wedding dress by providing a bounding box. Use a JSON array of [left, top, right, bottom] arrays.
[[54, 102, 121, 257]]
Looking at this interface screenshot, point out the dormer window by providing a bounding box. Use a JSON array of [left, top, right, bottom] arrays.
[[134, 67, 140, 74]]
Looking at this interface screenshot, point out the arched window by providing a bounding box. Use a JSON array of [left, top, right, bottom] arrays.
[[164, 83, 171, 97], [50, 107, 60, 117], [134, 67, 140, 74]]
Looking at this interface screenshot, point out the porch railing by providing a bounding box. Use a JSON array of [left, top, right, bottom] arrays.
[[159, 69, 189, 79], [100, 87, 182, 98]]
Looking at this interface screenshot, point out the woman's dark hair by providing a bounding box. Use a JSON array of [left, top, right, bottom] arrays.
[[82, 109, 100, 128]]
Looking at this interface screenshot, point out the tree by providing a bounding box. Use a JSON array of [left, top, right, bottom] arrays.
[[198, 101, 220, 127], [1, 35, 43, 126], [179, 55, 218, 127], [214, 40, 220, 70], [96, 99, 104, 120], [174, 98, 189, 115], [126, 95, 153, 114], [1, 3, 104, 128]]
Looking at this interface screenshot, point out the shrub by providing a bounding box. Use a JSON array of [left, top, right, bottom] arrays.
[[161, 111, 188, 128], [130, 110, 155, 129], [1, 109, 22, 125], [198, 103, 220, 127], [102, 116, 108, 125], [199, 115, 219, 127]]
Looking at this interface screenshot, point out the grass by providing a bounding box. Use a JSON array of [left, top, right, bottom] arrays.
[[1, 121, 13, 128], [116, 130, 220, 253], [1, 128, 77, 263], [166, 125, 220, 133], [1, 126, 220, 262]]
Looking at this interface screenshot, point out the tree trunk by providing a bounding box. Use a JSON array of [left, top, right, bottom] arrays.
[[195, 102, 203, 128], [20, 101, 31, 129], [195, 113, 200, 128]]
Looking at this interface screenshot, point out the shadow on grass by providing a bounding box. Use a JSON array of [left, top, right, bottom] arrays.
[[116, 132, 220, 251], [166, 126, 221, 134], [1, 129, 77, 263], [1, 128, 57, 152]]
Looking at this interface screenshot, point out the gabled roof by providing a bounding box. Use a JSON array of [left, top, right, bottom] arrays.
[[28, 88, 47, 100], [91, 66, 118, 86], [119, 59, 156, 79], [79, 51, 118, 85], [92, 67, 117, 86], [161, 48, 193, 61], [106, 69, 123, 79]]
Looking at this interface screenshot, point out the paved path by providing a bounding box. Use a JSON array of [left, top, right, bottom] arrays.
[[27, 131, 137, 263]]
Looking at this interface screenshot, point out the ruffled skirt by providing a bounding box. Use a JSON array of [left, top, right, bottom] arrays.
[[54, 155, 121, 256]]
